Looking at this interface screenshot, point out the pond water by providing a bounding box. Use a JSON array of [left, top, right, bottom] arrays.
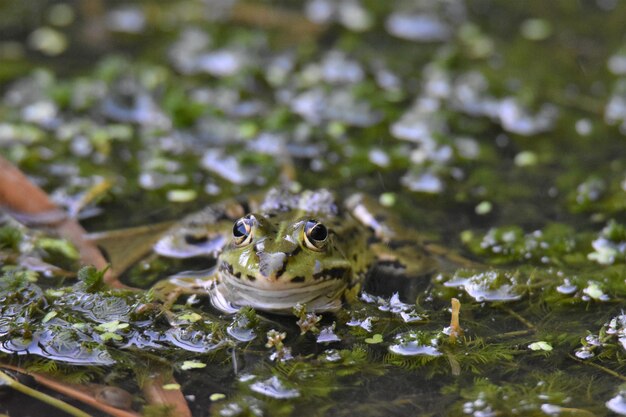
[[0, 1, 625, 416]]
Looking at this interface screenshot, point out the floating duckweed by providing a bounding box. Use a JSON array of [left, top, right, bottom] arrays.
[[514, 151, 538, 167], [180, 360, 206, 370], [588, 220, 626, 265], [41, 311, 57, 323], [528, 341, 553, 351], [463, 224, 582, 265], [582, 281, 608, 301], [178, 312, 203, 323], [95, 320, 129, 333], [474, 201, 492, 215], [575, 314, 626, 360], [379, 192, 396, 207], [520, 18, 552, 41], [210, 393, 226, 401], [166, 189, 198, 203], [364, 334, 383, 344], [28, 27, 68, 56]]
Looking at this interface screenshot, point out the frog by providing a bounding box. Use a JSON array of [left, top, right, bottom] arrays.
[[151, 188, 465, 315]]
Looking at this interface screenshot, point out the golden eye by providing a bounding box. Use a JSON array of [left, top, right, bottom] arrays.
[[303, 220, 328, 251], [233, 215, 255, 246]]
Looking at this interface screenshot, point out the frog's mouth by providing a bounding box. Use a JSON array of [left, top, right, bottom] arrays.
[[209, 270, 347, 314]]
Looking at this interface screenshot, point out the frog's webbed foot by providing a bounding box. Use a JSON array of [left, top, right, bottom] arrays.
[[151, 268, 217, 308], [207, 281, 243, 315]]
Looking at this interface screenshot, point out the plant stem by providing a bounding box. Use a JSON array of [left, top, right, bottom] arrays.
[[568, 355, 626, 382], [0, 370, 92, 417]]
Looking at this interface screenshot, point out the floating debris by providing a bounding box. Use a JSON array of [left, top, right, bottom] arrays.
[[195, 50, 247, 77], [346, 315, 375, 332], [385, 13, 451, 42], [575, 315, 626, 359], [201, 149, 256, 185], [317, 323, 341, 343], [290, 88, 379, 127], [443, 270, 524, 302], [555, 278, 577, 295], [606, 389, 626, 416], [166, 327, 225, 353], [608, 46, 626, 75], [588, 220, 626, 265], [388, 331, 442, 356], [401, 171, 444, 193], [520, 18, 552, 41], [250, 376, 300, 399], [305, 0, 372, 31], [27, 27, 68, 56], [106, 7, 146, 33]]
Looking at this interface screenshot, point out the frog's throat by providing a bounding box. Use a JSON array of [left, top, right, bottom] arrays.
[[209, 271, 346, 314]]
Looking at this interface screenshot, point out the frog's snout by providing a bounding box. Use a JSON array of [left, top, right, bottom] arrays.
[[257, 251, 287, 280]]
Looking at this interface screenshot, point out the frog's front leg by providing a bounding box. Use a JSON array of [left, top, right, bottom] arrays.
[[151, 268, 218, 309]]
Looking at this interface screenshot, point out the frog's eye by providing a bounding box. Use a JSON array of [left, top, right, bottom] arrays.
[[303, 220, 328, 251], [233, 215, 255, 246]]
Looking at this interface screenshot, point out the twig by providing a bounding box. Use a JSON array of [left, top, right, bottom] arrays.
[[0, 369, 93, 417], [568, 354, 626, 382], [448, 298, 462, 343], [0, 364, 141, 417], [487, 329, 535, 340], [498, 305, 536, 330], [0, 156, 124, 288]]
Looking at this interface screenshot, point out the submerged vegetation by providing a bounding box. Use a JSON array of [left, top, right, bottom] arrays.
[[1, 0, 626, 416]]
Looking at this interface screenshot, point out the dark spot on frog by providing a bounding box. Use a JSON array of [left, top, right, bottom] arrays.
[[275, 261, 287, 278], [377, 259, 406, 270], [388, 239, 414, 249], [185, 234, 208, 245], [291, 276, 305, 283], [289, 246, 302, 257], [234, 271, 241, 279], [313, 267, 348, 280], [247, 274, 256, 281]]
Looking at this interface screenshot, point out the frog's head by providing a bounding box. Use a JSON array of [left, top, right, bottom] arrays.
[[210, 211, 351, 314]]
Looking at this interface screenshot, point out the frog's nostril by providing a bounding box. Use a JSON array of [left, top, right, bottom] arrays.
[[257, 252, 287, 279]]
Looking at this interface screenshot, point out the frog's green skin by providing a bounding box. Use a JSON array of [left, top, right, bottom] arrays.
[[153, 188, 438, 314]]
